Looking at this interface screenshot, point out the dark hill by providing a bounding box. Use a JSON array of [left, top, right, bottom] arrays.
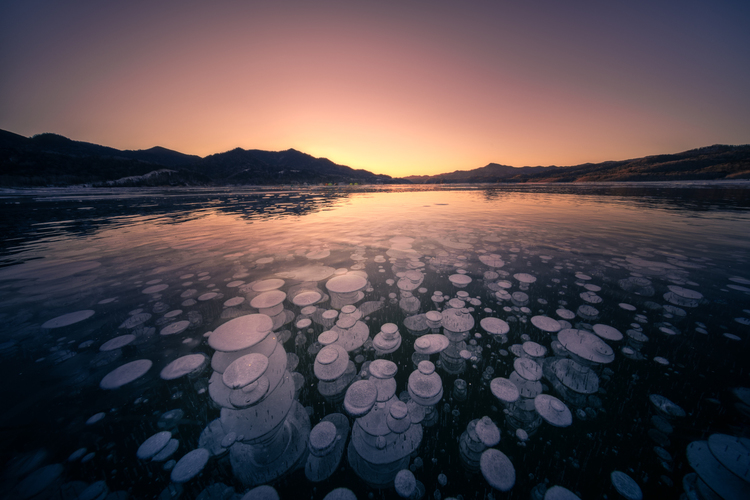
[[406, 145, 750, 183], [189, 147, 393, 184], [0, 130, 394, 187], [404, 163, 559, 183], [2, 128, 748, 187]]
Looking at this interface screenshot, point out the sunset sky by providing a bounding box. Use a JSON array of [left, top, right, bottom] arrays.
[[2, 0, 749, 177]]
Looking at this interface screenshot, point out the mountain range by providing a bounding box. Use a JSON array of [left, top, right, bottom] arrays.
[[1, 128, 748, 187], [0, 130, 395, 187], [405, 145, 750, 183]]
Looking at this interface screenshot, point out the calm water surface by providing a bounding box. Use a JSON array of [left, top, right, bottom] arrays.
[[0, 184, 749, 499]]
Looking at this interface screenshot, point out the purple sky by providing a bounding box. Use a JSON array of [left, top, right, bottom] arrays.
[[2, 0, 749, 176]]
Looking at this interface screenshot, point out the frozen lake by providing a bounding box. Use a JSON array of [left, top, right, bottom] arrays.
[[1, 183, 749, 499]]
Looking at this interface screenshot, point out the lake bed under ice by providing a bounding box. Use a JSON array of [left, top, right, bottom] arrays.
[[0, 183, 749, 499]]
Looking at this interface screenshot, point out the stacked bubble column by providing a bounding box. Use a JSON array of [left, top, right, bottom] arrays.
[[397, 270, 424, 316], [459, 416, 501, 472], [345, 362, 424, 488], [439, 308, 474, 375], [408, 360, 444, 428], [505, 357, 544, 435], [204, 314, 310, 487]]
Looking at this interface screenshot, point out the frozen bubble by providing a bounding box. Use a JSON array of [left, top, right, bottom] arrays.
[[531, 315, 561, 333], [414, 334, 450, 355], [496, 280, 513, 289], [576, 305, 599, 320], [480, 448, 515, 491], [369, 359, 398, 379], [229, 375, 270, 408], [687, 440, 750, 500], [558, 329, 614, 364], [395, 469, 417, 497], [68, 448, 87, 461], [556, 308, 576, 320], [240, 485, 280, 500], [479, 254, 505, 268], [511, 291, 529, 306], [481, 317, 510, 335], [514, 273, 537, 284], [292, 290, 323, 307], [610, 471, 642, 500], [475, 416, 500, 447], [708, 434, 750, 482], [160, 353, 208, 380], [318, 330, 339, 346], [447, 298, 466, 309], [667, 285, 703, 300], [408, 361, 443, 405], [222, 353, 268, 389], [160, 320, 190, 336], [86, 412, 105, 425], [158, 409, 185, 430], [152, 439, 179, 462], [42, 310, 95, 329], [295, 318, 312, 330], [13, 464, 64, 499], [100, 359, 152, 389], [251, 279, 285, 292], [649, 394, 686, 418], [250, 290, 286, 311], [326, 274, 367, 294], [286, 352, 299, 371], [514, 357, 542, 381], [580, 291, 602, 304], [119, 313, 151, 329], [544, 485, 582, 499], [309, 421, 337, 452], [198, 292, 219, 301], [314, 345, 349, 381], [221, 432, 237, 448], [143, 284, 169, 294], [100, 334, 135, 351], [322, 488, 357, 500], [208, 314, 273, 352], [551, 359, 599, 394], [224, 297, 245, 308], [592, 324, 623, 342], [619, 303, 637, 311], [535, 394, 572, 427], [137, 431, 172, 460], [449, 274, 472, 287], [523, 341, 546, 358], [442, 308, 475, 332], [491, 377, 520, 404], [344, 380, 378, 417], [171, 448, 210, 483]]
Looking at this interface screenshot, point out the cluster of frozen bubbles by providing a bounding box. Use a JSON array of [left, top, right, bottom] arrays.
[[5, 234, 750, 500]]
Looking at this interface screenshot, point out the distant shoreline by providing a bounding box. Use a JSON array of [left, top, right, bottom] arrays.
[[2, 179, 750, 198]]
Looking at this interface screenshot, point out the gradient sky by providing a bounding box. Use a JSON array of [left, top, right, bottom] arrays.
[[2, 0, 749, 177]]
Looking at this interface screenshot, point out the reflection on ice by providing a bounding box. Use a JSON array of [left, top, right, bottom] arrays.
[[0, 186, 749, 498]]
